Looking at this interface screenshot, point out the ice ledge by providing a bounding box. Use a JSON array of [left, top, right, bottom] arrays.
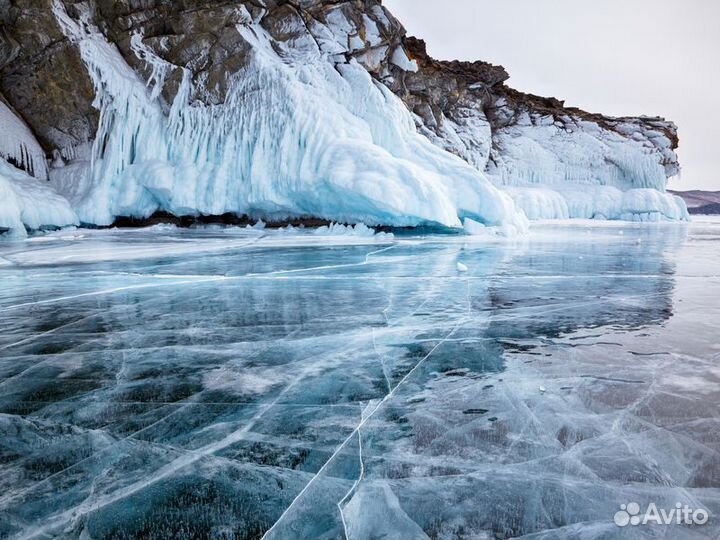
[[504, 186, 689, 222]]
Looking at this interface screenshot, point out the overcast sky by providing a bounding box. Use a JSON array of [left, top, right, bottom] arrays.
[[384, 0, 719, 191]]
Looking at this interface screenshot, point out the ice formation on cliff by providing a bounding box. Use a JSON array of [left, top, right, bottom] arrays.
[[0, 101, 48, 180], [484, 109, 688, 221], [0, 0, 690, 235], [0, 159, 79, 237], [0, 101, 78, 236], [49, 2, 526, 232]]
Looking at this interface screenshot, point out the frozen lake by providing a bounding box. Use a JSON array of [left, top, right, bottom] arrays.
[[1, 219, 719, 540]]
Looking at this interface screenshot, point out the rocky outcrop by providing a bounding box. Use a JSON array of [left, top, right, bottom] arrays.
[[0, 0, 686, 230], [0, 0, 97, 156], [670, 190, 720, 215], [388, 36, 680, 191]]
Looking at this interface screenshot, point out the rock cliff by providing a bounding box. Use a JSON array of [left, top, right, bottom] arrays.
[[0, 0, 687, 235]]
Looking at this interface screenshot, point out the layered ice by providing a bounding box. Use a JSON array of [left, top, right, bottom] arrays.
[[50, 2, 526, 232]]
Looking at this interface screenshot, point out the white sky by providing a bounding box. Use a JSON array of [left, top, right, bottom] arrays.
[[384, 0, 719, 191]]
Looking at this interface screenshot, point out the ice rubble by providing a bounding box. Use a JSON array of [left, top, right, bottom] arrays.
[[50, 1, 526, 233]]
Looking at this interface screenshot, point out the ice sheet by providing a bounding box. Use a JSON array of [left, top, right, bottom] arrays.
[[0, 221, 719, 539]]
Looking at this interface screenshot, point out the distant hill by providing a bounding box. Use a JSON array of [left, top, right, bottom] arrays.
[[670, 190, 720, 215]]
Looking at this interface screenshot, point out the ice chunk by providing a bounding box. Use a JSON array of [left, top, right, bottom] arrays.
[[503, 187, 569, 220], [0, 159, 79, 237], [456, 262, 468, 273], [463, 218, 487, 235], [314, 222, 393, 240]]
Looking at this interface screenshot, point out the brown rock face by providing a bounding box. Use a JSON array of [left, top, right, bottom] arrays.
[[0, 0, 97, 155]]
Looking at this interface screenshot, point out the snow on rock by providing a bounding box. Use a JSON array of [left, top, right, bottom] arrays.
[[51, 1, 527, 234], [0, 101, 48, 180], [0, 159, 79, 237], [390, 46, 418, 73], [487, 117, 675, 192]]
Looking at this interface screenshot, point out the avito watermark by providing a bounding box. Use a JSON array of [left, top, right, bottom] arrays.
[[614, 502, 709, 527]]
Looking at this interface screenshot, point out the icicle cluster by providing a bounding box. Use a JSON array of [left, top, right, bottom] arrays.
[[0, 101, 48, 180]]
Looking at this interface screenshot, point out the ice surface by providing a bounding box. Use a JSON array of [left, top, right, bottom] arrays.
[[0, 220, 718, 539], [50, 1, 526, 233]]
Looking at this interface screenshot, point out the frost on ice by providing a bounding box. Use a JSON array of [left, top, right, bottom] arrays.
[[50, 1, 526, 233]]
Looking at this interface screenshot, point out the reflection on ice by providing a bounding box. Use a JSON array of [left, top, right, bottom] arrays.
[[0, 220, 719, 539]]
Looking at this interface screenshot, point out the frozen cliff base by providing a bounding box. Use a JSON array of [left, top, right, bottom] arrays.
[[504, 186, 689, 222], [0, 159, 78, 237]]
